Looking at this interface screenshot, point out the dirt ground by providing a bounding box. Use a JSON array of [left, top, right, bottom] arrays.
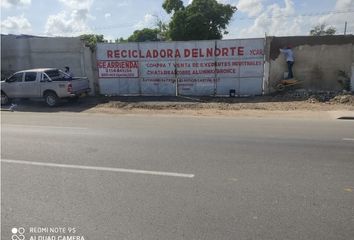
[[85, 94, 354, 118], [3, 94, 354, 119]]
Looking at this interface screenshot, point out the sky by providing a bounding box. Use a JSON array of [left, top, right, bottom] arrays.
[[1, 0, 354, 41]]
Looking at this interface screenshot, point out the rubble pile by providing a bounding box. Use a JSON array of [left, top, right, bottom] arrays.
[[330, 94, 354, 104], [273, 89, 354, 105]]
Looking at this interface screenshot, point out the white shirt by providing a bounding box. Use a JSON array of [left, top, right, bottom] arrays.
[[64, 71, 74, 78], [280, 48, 294, 62]]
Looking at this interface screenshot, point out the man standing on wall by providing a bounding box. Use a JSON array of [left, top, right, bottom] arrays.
[[280, 45, 294, 79]]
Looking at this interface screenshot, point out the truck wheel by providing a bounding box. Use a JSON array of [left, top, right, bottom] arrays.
[[44, 92, 59, 107], [1, 92, 10, 105]]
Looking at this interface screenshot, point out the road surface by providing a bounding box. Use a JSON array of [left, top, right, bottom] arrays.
[[1, 111, 354, 240]]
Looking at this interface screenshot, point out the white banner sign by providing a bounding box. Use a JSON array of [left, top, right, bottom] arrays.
[[97, 39, 264, 96]]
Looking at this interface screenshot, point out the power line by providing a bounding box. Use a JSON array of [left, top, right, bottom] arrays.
[[233, 9, 354, 21]]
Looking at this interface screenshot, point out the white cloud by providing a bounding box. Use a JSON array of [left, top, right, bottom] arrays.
[[104, 13, 111, 19], [267, 0, 295, 18], [234, 0, 300, 37], [45, 0, 93, 36], [228, 0, 354, 38], [134, 14, 156, 29], [45, 11, 92, 36], [1, 0, 31, 8], [310, 0, 354, 35], [237, 0, 264, 17], [117, 1, 129, 7], [187, 0, 233, 5], [335, 0, 354, 10], [317, 2, 354, 34], [1, 15, 31, 33], [58, 0, 93, 10]]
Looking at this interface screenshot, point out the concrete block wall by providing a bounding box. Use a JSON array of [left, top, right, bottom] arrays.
[[1, 35, 95, 95], [2, 34, 354, 96], [265, 35, 354, 94], [352, 44, 354, 92]]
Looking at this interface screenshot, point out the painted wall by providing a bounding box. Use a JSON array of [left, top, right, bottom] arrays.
[[265, 35, 354, 93], [96, 39, 265, 96], [1, 35, 95, 95], [2, 35, 354, 96]]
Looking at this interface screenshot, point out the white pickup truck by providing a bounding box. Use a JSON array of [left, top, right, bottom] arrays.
[[1, 68, 91, 107]]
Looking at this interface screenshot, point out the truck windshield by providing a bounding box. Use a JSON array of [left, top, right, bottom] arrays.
[[44, 70, 70, 81]]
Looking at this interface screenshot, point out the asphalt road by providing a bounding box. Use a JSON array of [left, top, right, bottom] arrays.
[[1, 111, 354, 240]]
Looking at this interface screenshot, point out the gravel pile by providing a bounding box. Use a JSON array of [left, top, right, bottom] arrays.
[[271, 89, 353, 105]]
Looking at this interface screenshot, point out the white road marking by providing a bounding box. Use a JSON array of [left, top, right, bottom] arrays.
[[342, 138, 354, 141], [1, 159, 195, 178], [2, 124, 87, 130]]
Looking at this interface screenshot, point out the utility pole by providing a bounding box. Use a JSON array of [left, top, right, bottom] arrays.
[[344, 21, 347, 35]]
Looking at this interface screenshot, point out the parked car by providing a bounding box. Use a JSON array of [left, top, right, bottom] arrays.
[[1, 68, 91, 107]]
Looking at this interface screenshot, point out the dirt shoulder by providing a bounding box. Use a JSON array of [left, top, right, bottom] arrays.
[[85, 94, 354, 119], [3, 93, 354, 119]]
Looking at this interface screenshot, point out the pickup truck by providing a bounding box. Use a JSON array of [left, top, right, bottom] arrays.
[[1, 68, 91, 107]]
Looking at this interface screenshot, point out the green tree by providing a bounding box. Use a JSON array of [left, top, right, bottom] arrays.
[[155, 17, 169, 40], [310, 24, 336, 36], [162, 0, 184, 14], [163, 0, 237, 41], [80, 34, 107, 51], [127, 28, 160, 42], [115, 37, 128, 43]]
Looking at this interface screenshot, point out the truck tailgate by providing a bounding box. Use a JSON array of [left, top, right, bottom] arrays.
[[71, 77, 90, 93]]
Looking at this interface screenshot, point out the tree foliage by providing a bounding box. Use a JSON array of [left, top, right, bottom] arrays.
[[80, 34, 107, 51], [163, 0, 237, 41], [155, 18, 169, 41], [310, 24, 336, 36], [127, 28, 160, 42], [126, 14, 170, 42], [115, 37, 128, 43], [82, 0, 236, 44], [162, 0, 184, 14]]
